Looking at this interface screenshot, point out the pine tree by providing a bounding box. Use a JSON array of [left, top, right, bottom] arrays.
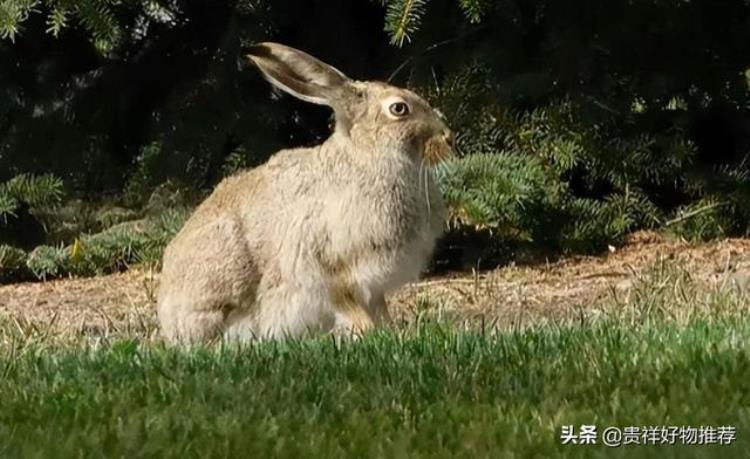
[[382, 0, 430, 46], [1, 0, 748, 277], [379, 0, 494, 44], [426, 63, 719, 259], [0, 0, 179, 52]]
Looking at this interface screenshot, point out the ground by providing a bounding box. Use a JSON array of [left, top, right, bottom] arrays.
[[2, 231, 750, 458], [2, 231, 750, 340]]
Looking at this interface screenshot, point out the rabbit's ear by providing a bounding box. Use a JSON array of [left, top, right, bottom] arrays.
[[246, 43, 350, 106]]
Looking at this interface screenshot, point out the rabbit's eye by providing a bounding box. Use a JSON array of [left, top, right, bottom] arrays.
[[389, 101, 410, 117]]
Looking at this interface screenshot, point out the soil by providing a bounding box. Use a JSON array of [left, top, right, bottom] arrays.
[[2, 231, 750, 339]]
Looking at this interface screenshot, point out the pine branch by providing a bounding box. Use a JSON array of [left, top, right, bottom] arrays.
[[664, 201, 730, 227], [0, 244, 25, 269], [0, 190, 18, 221], [77, 0, 120, 53], [45, 4, 68, 37], [1, 173, 64, 209], [388, 26, 487, 81], [0, 0, 39, 41], [384, 0, 428, 46], [458, 0, 490, 23], [1, 0, 124, 53]]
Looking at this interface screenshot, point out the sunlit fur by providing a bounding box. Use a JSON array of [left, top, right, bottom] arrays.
[[157, 43, 453, 343]]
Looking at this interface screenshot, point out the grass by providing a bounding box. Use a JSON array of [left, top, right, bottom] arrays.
[[1, 319, 749, 458], [1, 260, 749, 458]]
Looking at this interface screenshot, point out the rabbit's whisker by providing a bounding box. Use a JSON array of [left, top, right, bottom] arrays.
[[422, 159, 432, 216]]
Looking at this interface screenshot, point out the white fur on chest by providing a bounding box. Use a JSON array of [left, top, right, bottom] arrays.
[[321, 162, 443, 294]]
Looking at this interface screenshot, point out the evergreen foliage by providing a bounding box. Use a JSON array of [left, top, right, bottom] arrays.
[[428, 61, 747, 261], [0, 174, 64, 251], [0, 0, 748, 277], [0, 0, 176, 52], [8, 207, 188, 281], [437, 153, 560, 241], [0, 173, 64, 219], [0, 171, 189, 282], [383, 0, 429, 46], [0, 243, 26, 281]]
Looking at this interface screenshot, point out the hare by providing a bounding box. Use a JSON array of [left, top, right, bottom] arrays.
[[157, 43, 454, 343]]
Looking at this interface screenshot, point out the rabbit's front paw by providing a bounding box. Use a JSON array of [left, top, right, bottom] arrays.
[[331, 310, 374, 341]]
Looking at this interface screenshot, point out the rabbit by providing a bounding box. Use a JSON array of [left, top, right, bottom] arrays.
[[157, 42, 454, 343]]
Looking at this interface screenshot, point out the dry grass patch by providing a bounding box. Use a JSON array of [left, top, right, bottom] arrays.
[[2, 231, 750, 345]]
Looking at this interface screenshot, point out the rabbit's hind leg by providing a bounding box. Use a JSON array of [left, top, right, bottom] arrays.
[[161, 308, 227, 344], [225, 270, 336, 340], [158, 216, 258, 344]]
